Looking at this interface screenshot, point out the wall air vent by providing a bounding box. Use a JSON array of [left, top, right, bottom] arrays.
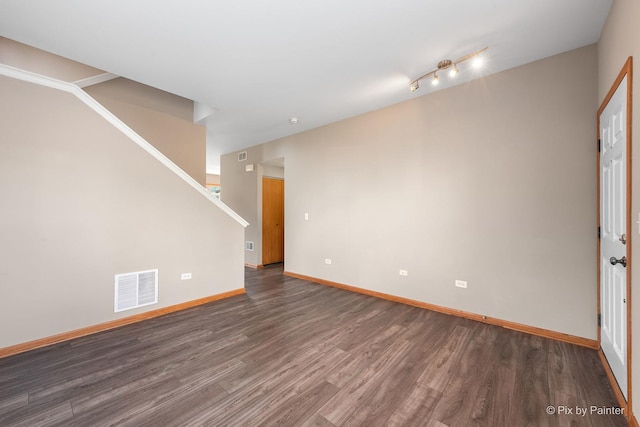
[[246, 241, 255, 251], [114, 269, 158, 313], [238, 151, 248, 161]]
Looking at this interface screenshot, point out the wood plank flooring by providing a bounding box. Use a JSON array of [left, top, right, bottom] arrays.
[[0, 264, 627, 426]]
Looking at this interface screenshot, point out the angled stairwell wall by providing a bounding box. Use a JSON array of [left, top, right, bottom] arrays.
[[0, 37, 206, 186], [0, 68, 247, 351], [85, 78, 207, 186]]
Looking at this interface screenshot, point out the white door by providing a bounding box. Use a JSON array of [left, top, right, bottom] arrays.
[[599, 75, 628, 399]]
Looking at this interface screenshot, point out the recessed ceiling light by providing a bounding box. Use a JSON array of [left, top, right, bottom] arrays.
[[289, 117, 299, 124]]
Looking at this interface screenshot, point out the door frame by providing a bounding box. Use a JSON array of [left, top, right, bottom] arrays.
[[261, 176, 285, 266], [597, 56, 633, 411]]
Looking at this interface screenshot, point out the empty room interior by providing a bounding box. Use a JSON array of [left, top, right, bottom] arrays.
[[1, 0, 640, 425]]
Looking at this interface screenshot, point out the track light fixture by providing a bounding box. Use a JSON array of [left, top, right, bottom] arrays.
[[409, 47, 487, 92]]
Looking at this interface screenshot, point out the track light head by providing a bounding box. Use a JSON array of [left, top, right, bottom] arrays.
[[409, 47, 487, 92]]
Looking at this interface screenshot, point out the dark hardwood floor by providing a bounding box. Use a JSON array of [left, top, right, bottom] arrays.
[[0, 264, 627, 426]]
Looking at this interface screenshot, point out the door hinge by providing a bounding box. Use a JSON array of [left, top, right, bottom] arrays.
[[598, 226, 601, 239], [598, 313, 601, 327], [598, 139, 601, 152]]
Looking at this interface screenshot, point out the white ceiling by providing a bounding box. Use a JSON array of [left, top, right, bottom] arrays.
[[0, 0, 612, 174]]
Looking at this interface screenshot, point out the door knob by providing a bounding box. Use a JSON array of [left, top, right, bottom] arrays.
[[610, 256, 627, 267], [619, 234, 627, 244]]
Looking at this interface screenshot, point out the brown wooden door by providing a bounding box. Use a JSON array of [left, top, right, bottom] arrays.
[[262, 177, 284, 265]]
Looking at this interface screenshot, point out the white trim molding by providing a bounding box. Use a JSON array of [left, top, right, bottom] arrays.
[[72, 72, 119, 88], [0, 63, 249, 228]]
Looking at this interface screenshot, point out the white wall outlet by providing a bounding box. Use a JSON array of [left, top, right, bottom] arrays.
[[305, 212, 309, 220], [325, 258, 332, 265], [455, 280, 467, 288], [399, 270, 408, 276], [181, 273, 192, 280]]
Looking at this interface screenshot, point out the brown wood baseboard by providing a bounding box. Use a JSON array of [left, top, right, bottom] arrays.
[[598, 349, 630, 421], [0, 288, 246, 359], [245, 263, 264, 269], [284, 271, 598, 350]]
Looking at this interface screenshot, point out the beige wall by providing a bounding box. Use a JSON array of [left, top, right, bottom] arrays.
[[222, 45, 598, 339], [222, 147, 286, 266], [598, 0, 640, 416], [86, 79, 206, 186], [0, 75, 245, 349], [0, 36, 104, 82], [0, 37, 207, 187], [84, 77, 193, 122], [262, 165, 284, 179]]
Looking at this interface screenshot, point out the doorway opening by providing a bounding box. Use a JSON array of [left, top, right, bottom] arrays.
[[597, 56, 632, 405], [260, 158, 285, 266]]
